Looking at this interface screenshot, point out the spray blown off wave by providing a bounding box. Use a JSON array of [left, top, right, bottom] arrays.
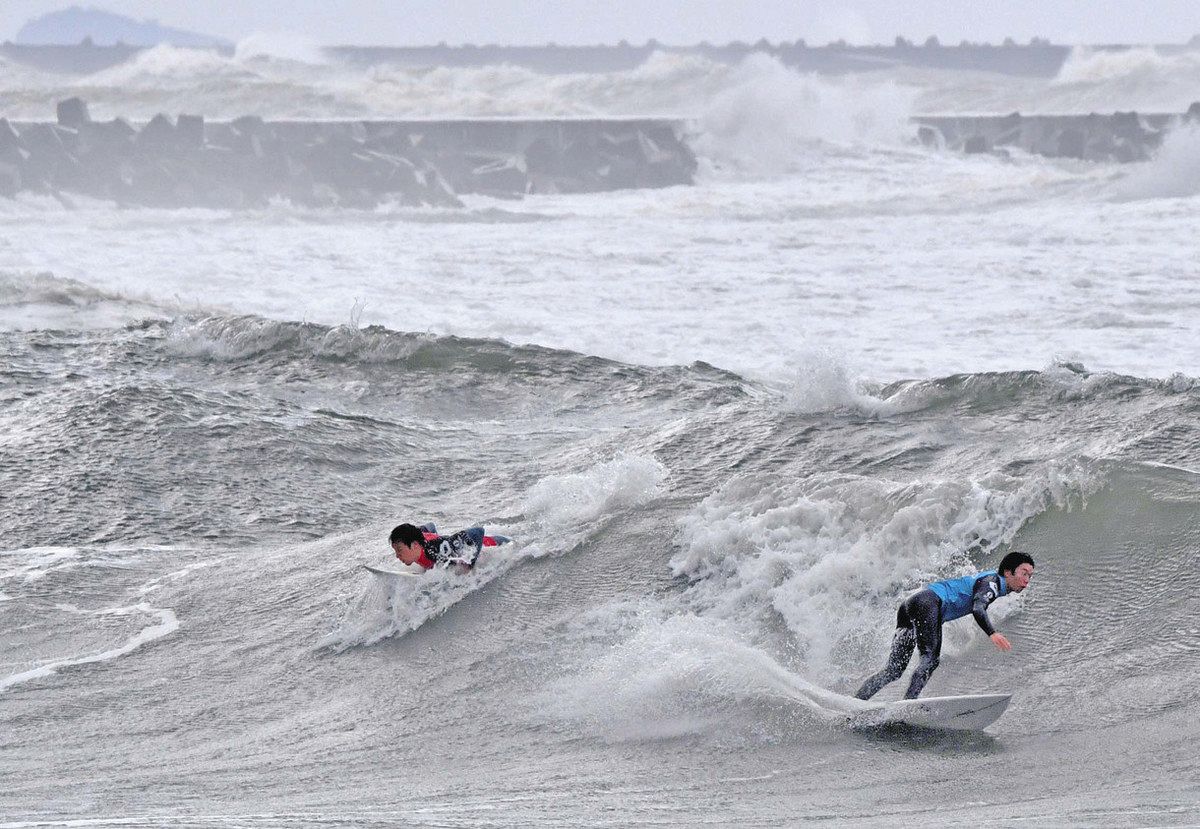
[[0, 48, 828, 120], [691, 54, 916, 173], [1115, 123, 1200, 199], [2, 48, 919, 165], [1054, 46, 1200, 87], [908, 45, 1200, 115], [1043, 46, 1200, 114], [670, 464, 1095, 682]]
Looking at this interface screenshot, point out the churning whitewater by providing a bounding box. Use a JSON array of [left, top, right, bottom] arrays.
[[2, 43, 1199, 827]]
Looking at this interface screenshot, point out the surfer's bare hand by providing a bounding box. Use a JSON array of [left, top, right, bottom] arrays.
[[990, 632, 1011, 651]]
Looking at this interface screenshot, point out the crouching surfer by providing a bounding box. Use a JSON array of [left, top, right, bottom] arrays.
[[854, 551, 1035, 700], [389, 522, 510, 574]]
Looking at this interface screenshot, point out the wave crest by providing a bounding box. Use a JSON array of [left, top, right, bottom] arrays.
[[1115, 123, 1200, 199], [693, 53, 915, 174]]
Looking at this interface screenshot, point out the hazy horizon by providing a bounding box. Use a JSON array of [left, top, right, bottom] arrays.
[[4, 1, 1200, 48]]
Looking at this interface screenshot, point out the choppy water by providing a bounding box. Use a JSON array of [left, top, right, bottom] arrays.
[[2, 44, 1199, 827]]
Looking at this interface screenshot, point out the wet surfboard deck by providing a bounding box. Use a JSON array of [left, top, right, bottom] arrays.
[[362, 564, 422, 578], [859, 693, 1012, 731]]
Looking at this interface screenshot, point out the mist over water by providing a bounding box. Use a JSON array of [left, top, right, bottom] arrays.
[[2, 42, 1200, 121], [2, 40, 1199, 827]]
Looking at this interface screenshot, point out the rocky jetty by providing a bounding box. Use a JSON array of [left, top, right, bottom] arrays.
[[915, 106, 1200, 163], [0, 98, 697, 207]]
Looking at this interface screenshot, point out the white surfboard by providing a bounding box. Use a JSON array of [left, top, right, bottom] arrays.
[[362, 564, 422, 578], [863, 693, 1012, 731]]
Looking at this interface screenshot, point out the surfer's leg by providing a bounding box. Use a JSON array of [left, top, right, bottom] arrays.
[[855, 604, 916, 700], [904, 591, 944, 699]]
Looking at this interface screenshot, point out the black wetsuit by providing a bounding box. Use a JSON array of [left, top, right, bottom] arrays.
[[855, 571, 1008, 700], [416, 524, 486, 569]]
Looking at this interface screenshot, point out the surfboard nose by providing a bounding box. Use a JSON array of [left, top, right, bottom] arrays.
[[871, 693, 1013, 731]]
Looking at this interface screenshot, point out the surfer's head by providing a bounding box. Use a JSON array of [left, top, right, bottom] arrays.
[[390, 523, 425, 565], [998, 551, 1034, 592]]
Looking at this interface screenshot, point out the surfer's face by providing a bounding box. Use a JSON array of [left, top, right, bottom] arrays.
[[392, 541, 422, 565], [1004, 562, 1034, 592]]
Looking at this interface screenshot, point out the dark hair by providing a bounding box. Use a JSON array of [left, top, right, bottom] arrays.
[[998, 551, 1034, 575], [389, 523, 424, 545]]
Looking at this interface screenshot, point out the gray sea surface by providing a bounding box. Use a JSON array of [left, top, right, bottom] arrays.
[[2, 318, 1198, 826], [3, 43, 1200, 828]]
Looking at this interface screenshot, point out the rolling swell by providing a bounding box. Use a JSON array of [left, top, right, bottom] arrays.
[[0, 314, 744, 547], [1, 311, 1195, 552]]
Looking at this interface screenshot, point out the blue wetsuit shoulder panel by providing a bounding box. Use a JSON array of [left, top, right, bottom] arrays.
[[927, 570, 1006, 631]]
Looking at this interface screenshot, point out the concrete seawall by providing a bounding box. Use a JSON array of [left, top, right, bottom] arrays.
[[916, 105, 1200, 162], [0, 99, 697, 207], [3, 97, 1196, 208]]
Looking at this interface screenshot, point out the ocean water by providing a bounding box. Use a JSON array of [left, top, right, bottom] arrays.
[[2, 46, 1199, 827]]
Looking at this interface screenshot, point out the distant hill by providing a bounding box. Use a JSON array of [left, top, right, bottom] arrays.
[[15, 6, 231, 48]]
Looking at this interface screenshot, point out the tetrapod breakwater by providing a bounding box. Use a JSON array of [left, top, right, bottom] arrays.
[[915, 104, 1200, 162], [0, 98, 697, 208]]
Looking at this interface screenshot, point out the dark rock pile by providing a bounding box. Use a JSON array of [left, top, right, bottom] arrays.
[[0, 98, 697, 207], [914, 106, 1200, 163]]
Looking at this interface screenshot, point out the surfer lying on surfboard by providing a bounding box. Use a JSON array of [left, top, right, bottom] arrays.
[[854, 551, 1035, 701], [389, 522, 511, 574]]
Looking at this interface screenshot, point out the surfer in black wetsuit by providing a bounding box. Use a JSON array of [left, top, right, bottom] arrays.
[[854, 551, 1035, 700], [389, 522, 507, 573]]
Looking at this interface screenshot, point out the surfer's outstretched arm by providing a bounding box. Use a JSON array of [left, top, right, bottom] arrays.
[[971, 573, 1013, 650], [970, 574, 1003, 636], [969, 578, 1017, 647]]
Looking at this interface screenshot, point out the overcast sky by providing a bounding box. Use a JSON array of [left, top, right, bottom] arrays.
[[3, 1, 1200, 47]]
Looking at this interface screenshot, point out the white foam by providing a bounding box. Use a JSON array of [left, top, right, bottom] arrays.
[[669, 464, 1098, 683], [1040, 46, 1200, 113], [0, 271, 172, 332], [2, 48, 915, 133], [0, 546, 81, 580], [351, 50, 791, 122], [3, 44, 1198, 124], [164, 315, 301, 361], [0, 603, 179, 693], [1143, 460, 1200, 476], [1166, 373, 1197, 393], [2, 140, 1197, 381], [1053, 46, 1200, 87], [904, 46, 1200, 115], [1042, 360, 1124, 399], [320, 554, 518, 651], [234, 33, 330, 65], [1114, 124, 1200, 200], [81, 43, 242, 87], [776, 346, 891, 415], [522, 454, 668, 530], [545, 613, 866, 739], [693, 54, 916, 174], [322, 456, 665, 649], [163, 314, 429, 364]]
